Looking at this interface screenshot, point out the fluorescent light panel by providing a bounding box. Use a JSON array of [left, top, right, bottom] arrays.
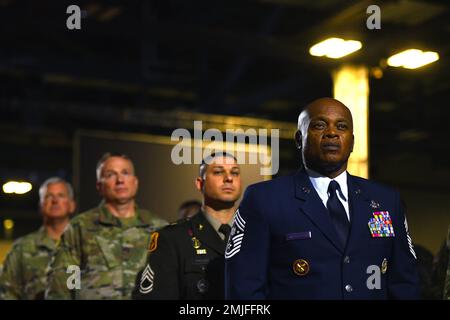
[[310, 38, 362, 59], [387, 49, 439, 69], [2, 181, 32, 194]]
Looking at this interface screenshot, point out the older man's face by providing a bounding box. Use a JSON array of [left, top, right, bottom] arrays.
[[301, 99, 354, 177], [41, 182, 75, 219]]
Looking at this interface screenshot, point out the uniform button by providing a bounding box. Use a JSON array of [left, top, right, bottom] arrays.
[[345, 284, 353, 292], [197, 279, 209, 293], [343, 256, 350, 264]]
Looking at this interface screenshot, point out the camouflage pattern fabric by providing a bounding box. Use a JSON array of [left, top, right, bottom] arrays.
[[45, 203, 167, 300], [444, 225, 450, 300], [0, 227, 57, 300]]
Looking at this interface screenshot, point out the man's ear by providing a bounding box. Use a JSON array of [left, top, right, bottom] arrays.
[[295, 130, 302, 150], [69, 200, 76, 215], [96, 181, 102, 194], [195, 177, 203, 193]]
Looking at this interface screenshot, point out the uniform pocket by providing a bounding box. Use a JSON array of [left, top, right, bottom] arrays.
[[184, 261, 205, 273], [95, 235, 120, 269], [368, 237, 394, 246]]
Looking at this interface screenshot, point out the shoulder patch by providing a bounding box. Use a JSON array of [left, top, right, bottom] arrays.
[[148, 232, 159, 253]]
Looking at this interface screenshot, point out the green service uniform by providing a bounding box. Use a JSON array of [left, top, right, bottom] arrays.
[[133, 210, 231, 300]]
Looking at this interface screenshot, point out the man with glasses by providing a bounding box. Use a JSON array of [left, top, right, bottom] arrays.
[[46, 153, 167, 299], [0, 177, 75, 299]]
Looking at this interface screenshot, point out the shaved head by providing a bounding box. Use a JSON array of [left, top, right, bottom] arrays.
[[295, 97, 354, 178], [298, 98, 353, 134]]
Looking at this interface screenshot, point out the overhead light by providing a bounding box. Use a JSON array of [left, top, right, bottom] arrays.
[[2, 181, 32, 194], [387, 49, 439, 69], [3, 219, 14, 230], [309, 38, 362, 59]]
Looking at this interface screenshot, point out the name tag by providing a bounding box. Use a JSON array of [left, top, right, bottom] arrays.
[[286, 231, 312, 241]]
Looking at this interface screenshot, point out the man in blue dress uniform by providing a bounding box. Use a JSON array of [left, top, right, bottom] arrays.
[[225, 97, 420, 299]]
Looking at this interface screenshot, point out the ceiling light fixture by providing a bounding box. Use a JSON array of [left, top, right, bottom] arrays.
[[309, 38, 362, 59], [2, 181, 32, 195], [387, 49, 439, 69]]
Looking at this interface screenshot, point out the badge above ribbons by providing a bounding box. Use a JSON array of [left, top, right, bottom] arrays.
[[368, 211, 395, 238]]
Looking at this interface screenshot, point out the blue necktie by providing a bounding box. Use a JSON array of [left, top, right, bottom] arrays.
[[327, 180, 350, 247]]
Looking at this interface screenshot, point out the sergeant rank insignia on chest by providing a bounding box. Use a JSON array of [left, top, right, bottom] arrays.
[[368, 211, 395, 238]]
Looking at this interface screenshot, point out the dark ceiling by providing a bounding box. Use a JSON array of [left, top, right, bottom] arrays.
[[0, 0, 450, 233]]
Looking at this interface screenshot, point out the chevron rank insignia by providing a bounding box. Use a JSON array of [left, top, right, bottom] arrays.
[[139, 264, 155, 294], [404, 217, 417, 259], [225, 209, 246, 259]]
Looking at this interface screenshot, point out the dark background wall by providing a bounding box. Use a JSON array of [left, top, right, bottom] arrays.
[[74, 129, 271, 223]]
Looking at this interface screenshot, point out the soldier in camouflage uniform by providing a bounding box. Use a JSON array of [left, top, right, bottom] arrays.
[[444, 225, 450, 299], [45, 153, 167, 299], [0, 177, 76, 299]]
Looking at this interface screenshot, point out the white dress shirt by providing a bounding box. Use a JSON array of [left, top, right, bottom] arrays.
[[306, 168, 350, 221]]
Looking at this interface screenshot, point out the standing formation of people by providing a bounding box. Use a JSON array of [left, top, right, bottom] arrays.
[[0, 98, 448, 300], [45, 153, 168, 299]]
